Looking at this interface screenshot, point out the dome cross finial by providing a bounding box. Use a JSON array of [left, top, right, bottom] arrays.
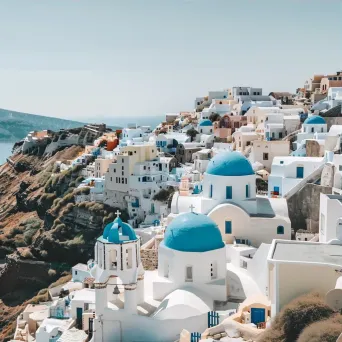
[[189, 204, 195, 213], [115, 210, 121, 218]]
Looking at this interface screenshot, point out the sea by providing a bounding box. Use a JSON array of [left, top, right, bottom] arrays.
[[0, 142, 14, 165]]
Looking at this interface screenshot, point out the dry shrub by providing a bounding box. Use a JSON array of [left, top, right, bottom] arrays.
[[297, 315, 342, 342], [258, 292, 335, 342], [48, 274, 72, 289]]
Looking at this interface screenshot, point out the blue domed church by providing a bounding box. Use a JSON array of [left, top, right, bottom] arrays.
[[171, 151, 291, 247], [153, 212, 227, 301]]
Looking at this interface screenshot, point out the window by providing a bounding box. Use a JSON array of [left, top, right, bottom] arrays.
[[339, 165, 342, 171], [122, 159, 124, 163], [122, 178, 124, 183], [164, 262, 169, 278], [122, 166, 124, 170], [75, 270, 78, 275], [138, 177, 140, 181], [110, 177, 112, 181], [125, 178, 127, 184], [209, 184, 213, 198], [277, 226, 284, 234], [211, 261, 217, 280], [114, 168, 116, 173], [263, 153, 269, 160], [311, 127, 314, 133], [226, 186, 232, 199], [280, 161, 284, 164], [144, 166, 146, 170], [225, 221, 232, 234], [321, 127, 324, 132], [185, 266, 193, 282], [246, 184, 250, 198]]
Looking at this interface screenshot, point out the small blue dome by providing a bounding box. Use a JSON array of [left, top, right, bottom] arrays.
[[206, 151, 254, 176], [103, 222, 113, 239], [99, 217, 137, 244], [304, 116, 326, 125], [164, 213, 224, 252], [199, 119, 213, 127]]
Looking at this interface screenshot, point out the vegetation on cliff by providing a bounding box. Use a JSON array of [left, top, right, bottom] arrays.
[[258, 292, 341, 342]]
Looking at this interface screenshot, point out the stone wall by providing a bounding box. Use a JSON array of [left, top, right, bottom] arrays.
[[306, 140, 322, 157], [140, 249, 158, 270], [287, 183, 332, 232]]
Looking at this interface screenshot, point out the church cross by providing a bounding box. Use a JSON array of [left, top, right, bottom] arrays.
[[115, 210, 121, 218], [189, 204, 195, 213]]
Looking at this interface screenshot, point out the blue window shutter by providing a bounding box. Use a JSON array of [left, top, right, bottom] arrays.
[[277, 226, 284, 234], [226, 186, 232, 199], [225, 221, 232, 234]]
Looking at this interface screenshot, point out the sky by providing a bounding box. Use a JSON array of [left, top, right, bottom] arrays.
[[0, 0, 341, 122]]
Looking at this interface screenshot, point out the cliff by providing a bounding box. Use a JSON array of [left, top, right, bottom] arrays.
[[0, 143, 126, 339]]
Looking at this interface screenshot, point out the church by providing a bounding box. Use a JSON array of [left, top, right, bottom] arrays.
[[171, 151, 291, 247], [88, 212, 228, 341]]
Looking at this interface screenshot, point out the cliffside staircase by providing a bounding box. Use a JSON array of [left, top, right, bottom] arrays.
[[284, 162, 325, 201]]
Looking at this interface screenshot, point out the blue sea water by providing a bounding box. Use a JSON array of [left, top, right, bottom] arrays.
[[0, 142, 14, 165]]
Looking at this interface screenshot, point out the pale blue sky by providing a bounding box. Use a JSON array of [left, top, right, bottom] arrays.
[[0, 0, 341, 121]]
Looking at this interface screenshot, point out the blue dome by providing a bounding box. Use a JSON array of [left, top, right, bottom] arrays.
[[199, 119, 213, 127], [304, 116, 326, 125], [164, 212, 224, 252], [99, 217, 137, 244], [206, 151, 254, 176]]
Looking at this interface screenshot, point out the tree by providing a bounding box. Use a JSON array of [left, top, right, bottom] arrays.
[[186, 128, 198, 142], [209, 113, 221, 123]]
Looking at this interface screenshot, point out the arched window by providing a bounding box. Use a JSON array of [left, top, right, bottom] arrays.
[[277, 226, 284, 234]]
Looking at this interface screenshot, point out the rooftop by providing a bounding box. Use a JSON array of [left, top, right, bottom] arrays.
[[271, 241, 342, 266]]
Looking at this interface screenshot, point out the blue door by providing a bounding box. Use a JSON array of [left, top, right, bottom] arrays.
[[251, 308, 265, 325], [76, 307, 83, 327], [296, 166, 304, 178], [225, 221, 232, 234]]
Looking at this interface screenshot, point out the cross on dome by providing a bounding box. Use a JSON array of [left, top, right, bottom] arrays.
[[189, 204, 195, 213], [115, 210, 121, 218]]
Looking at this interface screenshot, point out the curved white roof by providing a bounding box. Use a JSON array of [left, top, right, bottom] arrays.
[[152, 288, 213, 320]]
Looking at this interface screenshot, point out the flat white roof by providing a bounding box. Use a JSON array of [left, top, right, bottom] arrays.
[[70, 288, 95, 303], [271, 241, 342, 266]]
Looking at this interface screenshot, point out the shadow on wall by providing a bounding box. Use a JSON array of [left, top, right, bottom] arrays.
[[287, 183, 332, 232]]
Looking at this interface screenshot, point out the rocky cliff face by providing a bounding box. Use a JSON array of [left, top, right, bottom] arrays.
[[0, 144, 129, 339], [0, 146, 126, 265]]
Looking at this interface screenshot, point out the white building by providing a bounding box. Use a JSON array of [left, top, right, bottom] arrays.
[[319, 193, 342, 243], [193, 149, 213, 173], [154, 212, 227, 301], [295, 115, 328, 148], [172, 151, 291, 247], [268, 156, 325, 197], [249, 140, 290, 171], [267, 239, 342, 316], [197, 119, 214, 135]]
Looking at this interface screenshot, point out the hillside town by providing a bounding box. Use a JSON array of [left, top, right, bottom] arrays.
[[5, 71, 342, 342]]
